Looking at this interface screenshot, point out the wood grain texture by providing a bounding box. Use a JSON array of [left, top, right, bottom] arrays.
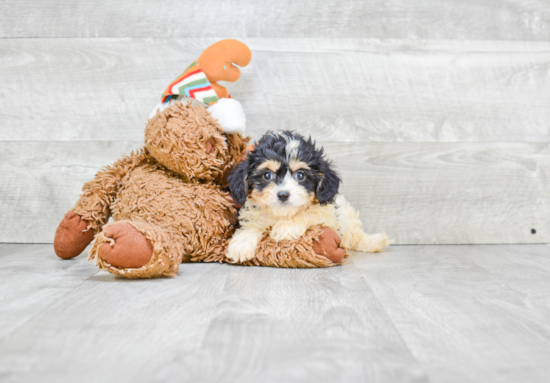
[[1, 141, 547, 244], [460, 244, 550, 299], [158, 261, 427, 382], [0, 244, 97, 339], [328, 141, 550, 245], [2, 244, 550, 382], [354, 244, 550, 383], [1, 38, 549, 142], [0, 245, 428, 383], [1, 0, 549, 40], [0, 141, 142, 243], [0, 244, 235, 383]]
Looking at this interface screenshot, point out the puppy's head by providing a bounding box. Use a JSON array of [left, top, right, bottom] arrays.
[[228, 131, 340, 216]]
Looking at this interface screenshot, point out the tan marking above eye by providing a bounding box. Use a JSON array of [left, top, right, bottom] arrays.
[[257, 160, 281, 172], [289, 159, 310, 172]]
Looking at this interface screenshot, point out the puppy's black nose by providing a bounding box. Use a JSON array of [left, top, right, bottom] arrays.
[[277, 191, 290, 202]]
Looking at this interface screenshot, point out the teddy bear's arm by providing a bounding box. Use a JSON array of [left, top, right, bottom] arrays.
[[72, 149, 150, 232], [54, 150, 150, 259], [241, 226, 348, 268]]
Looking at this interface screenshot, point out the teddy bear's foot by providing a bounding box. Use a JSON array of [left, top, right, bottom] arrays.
[[96, 222, 154, 269], [88, 220, 184, 279], [54, 212, 94, 259], [312, 227, 347, 263]]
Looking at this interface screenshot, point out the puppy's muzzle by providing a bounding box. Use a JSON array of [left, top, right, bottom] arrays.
[[277, 191, 290, 202]]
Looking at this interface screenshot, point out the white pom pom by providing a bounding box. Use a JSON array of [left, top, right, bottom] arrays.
[[207, 98, 246, 134]]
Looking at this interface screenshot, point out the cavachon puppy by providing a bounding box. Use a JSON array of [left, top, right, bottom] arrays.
[[227, 131, 390, 263]]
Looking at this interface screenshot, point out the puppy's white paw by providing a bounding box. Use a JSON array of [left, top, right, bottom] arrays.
[[355, 233, 391, 253], [270, 220, 308, 242], [226, 233, 259, 263]]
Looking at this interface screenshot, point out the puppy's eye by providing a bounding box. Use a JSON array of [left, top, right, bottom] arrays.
[[293, 171, 306, 181], [263, 171, 274, 181]]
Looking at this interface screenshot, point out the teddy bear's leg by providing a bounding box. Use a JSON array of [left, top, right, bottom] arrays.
[[53, 150, 150, 259], [88, 220, 184, 279], [241, 226, 348, 268]]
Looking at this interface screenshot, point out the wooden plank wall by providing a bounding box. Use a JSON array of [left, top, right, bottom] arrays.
[[0, 1, 549, 244]]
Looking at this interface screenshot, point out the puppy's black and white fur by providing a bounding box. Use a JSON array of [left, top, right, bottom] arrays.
[[227, 131, 389, 263]]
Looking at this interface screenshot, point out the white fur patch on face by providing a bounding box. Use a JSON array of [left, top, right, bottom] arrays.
[[285, 139, 300, 160], [270, 172, 312, 217], [270, 131, 301, 160], [250, 171, 312, 218]]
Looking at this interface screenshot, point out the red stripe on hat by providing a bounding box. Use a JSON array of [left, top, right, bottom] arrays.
[[188, 85, 214, 99], [163, 69, 204, 96]]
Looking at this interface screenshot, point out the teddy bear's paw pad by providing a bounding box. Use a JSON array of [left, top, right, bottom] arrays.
[[98, 223, 154, 269], [355, 233, 391, 253], [312, 227, 346, 264], [54, 212, 94, 259]]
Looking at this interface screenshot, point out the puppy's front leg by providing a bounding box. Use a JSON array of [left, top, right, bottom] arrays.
[[270, 220, 309, 242], [226, 227, 264, 263]]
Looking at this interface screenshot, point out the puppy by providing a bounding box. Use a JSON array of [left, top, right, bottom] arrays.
[[227, 131, 390, 263]]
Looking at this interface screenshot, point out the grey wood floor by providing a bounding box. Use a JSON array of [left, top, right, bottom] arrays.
[[1, 243, 549, 383]]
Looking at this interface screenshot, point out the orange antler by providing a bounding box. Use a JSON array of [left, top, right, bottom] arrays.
[[198, 39, 252, 98]]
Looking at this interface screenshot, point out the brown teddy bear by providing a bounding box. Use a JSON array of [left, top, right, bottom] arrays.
[[53, 40, 347, 278]]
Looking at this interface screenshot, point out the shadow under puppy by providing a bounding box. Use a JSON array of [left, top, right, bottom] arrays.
[[227, 131, 390, 263]]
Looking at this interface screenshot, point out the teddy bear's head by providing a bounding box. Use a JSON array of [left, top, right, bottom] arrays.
[[145, 101, 248, 185]]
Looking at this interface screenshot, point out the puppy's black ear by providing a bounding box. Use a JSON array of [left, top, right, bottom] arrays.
[[228, 159, 249, 206], [316, 160, 341, 205]]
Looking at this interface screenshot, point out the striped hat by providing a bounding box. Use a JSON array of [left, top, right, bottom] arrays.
[[161, 61, 220, 105], [152, 39, 251, 133]]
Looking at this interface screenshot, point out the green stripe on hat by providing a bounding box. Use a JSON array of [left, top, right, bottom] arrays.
[[202, 95, 219, 105]]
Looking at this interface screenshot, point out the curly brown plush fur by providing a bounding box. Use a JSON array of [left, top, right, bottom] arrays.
[[53, 101, 348, 278]]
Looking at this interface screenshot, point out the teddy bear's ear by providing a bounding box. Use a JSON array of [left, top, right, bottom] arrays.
[[228, 159, 250, 206]]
